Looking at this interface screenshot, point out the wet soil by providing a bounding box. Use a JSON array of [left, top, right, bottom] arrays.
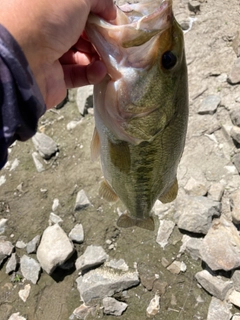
[[1, 0, 240, 319]]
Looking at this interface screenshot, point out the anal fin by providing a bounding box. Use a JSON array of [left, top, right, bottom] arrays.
[[99, 179, 118, 203], [159, 178, 178, 204], [117, 213, 154, 231]]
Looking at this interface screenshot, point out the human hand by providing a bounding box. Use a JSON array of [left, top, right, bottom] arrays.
[[0, 0, 116, 108]]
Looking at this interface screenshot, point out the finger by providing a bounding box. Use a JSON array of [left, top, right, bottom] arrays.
[[60, 50, 91, 65], [63, 60, 107, 88], [91, 0, 117, 21]]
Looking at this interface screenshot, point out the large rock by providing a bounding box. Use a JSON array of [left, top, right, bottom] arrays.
[[207, 297, 232, 320], [75, 245, 108, 272], [0, 240, 14, 266], [195, 270, 233, 300], [37, 224, 74, 274], [174, 196, 221, 234], [76, 267, 140, 303], [32, 132, 58, 159], [20, 255, 41, 284], [200, 217, 240, 271]]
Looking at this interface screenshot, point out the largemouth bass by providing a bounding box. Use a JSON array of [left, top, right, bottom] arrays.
[[85, 0, 188, 231]]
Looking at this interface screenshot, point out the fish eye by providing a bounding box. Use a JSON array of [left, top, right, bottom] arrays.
[[162, 51, 177, 70]]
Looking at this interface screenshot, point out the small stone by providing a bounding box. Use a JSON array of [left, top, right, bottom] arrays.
[[68, 224, 84, 243], [228, 290, 240, 308], [37, 224, 75, 274], [198, 95, 221, 115], [188, 1, 201, 14], [66, 120, 83, 131], [0, 218, 8, 234], [167, 261, 186, 274], [75, 245, 108, 272], [32, 132, 58, 159], [146, 294, 160, 317], [200, 216, 240, 271], [174, 195, 221, 234], [26, 235, 41, 254], [16, 240, 26, 249], [207, 297, 232, 320], [232, 30, 240, 57], [184, 177, 208, 196], [232, 314, 240, 320], [156, 220, 175, 248], [231, 126, 240, 144], [228, 58, 240, 85], [76, 267, 140, 303], [74, 189, 91, 211], [20, 255, 41, 284], [52, 198, 60, 211], [32, 152, 45, 172], [71, 304, 96, 319], [105, 259, 129, 272], [230, 109, 240, 127], [49, 212, 63, 224], [232, 153, 240, 173], [8, 313, 27, 320], [0, 240, 14, 266], [18, 284, 31, 302], [6, 253, 19, 274], [195, 270, 233, 300], [230, 190, 240, 223], [102, 297, 128, 316], [208, 183, 225, 202]]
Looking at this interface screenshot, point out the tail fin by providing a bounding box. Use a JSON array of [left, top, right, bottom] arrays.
[[117, 213, 154, 231]]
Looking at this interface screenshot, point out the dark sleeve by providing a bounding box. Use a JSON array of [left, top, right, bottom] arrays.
[[0, 24, 46, 169]]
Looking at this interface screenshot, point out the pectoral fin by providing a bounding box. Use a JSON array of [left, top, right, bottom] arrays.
[[159, 178, 178, 204], [117, 213, 154, 231], [91, 127, 100, 161], [99, 179, 118, 203]]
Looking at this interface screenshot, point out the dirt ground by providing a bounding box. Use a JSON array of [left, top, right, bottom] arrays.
[[1, 0, 240, 319]]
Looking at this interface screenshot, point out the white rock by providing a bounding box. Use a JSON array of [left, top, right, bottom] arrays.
[[105, 259, 129, 272], [68, 224, 84, 243], [9, 159, 19, 171], [0, 240, 14, 266], [200, 217, 240, 271], [37, 224, 74, 274], [207, 297, 232, 320], [26, 235, 41, 254], [228, 290, 240, 308], [75, 245, 108, 271], [74, 189, 91, 211], [167, 261, 187, 274], [232, 314, 240, 320], [184, 176, 208, 196], [8, 313, 27, 320], [32, 152, 45, 172], [0, 175, 6, 186], [71, 304, 96, 319], [102, 297, 128, 316], [156, 219, 175, 248], [32, 132, 58, 159], [18, 284, 31, 302], [49, 212, 63, 225], [0, 218, 8, 234], [146, 294, 160, 317], [195, 270, 233, 300], [6, 253, 18, 274], [16, 240, 26, 249], [67, 120, 83, 131], [180, 235, 203, 260], [52, 198, 60, 211], [76, 267, 140, 303], [20, 255, 41, 284]]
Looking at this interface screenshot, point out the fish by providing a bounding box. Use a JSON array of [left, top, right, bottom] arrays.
[[85, 0, 188, 231]]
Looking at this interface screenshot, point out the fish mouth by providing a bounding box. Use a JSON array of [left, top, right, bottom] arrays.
[[85, 0, 174, 75]]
